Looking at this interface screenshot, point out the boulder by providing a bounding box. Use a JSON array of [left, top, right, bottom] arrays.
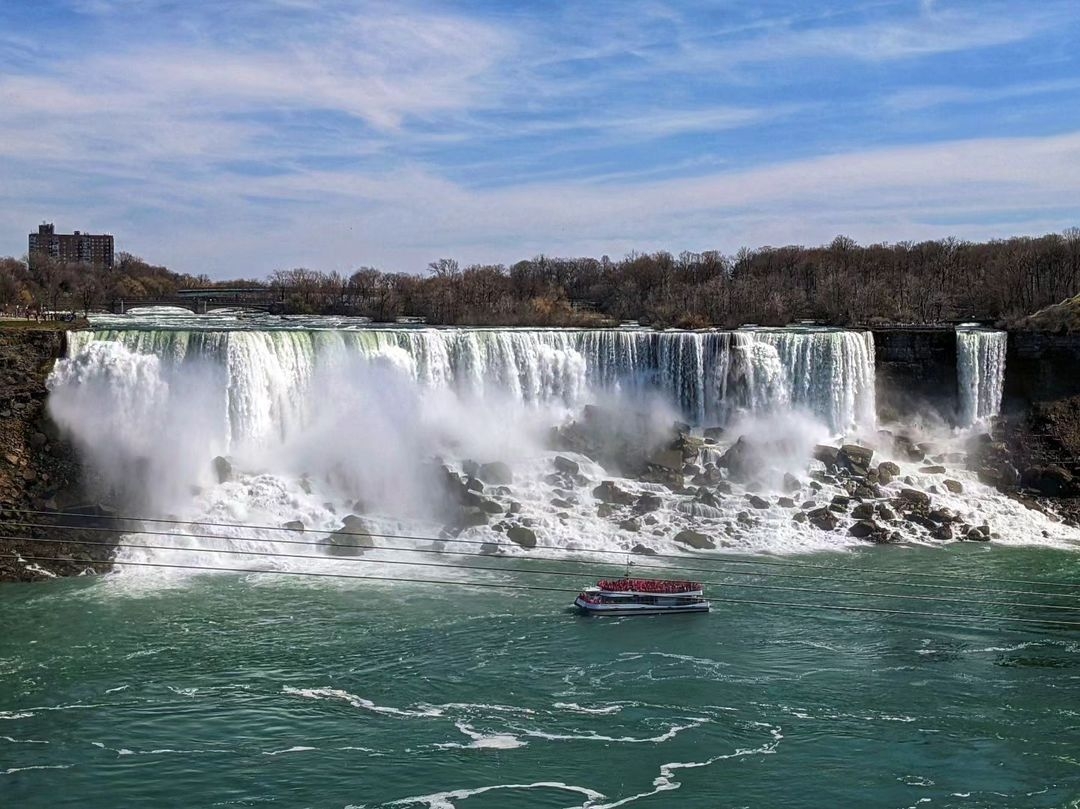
[[212, 455, 232, 484], [506, 526, 537, 549], [282, 520, 305, 532], [736, 511, 756, 526], [928, 507, 958, 524], [596, 503, 616, 518], [619, 519, 641, 532], [631, 543, 658, 556], [465, 477, 485, 492], [673, 529, 716, 550], [634, 493, 664, 513], [897, 488, 930, 508], [808, 507, 839, 531], [801, 500, 816, 510], [877, 504, 897, 522], [478, 461, 513, 485], [703, 426, 725, 441], [930, 524, 954, 540], [851, 502, 875, 520], [838, 444, 874, 476], [649, 448, 684, 472], [508, 501, 522, 514], [714, 480, 733, 494], [479, 499, 504, 514], [746, 494, 770, 510], [848, 520, 878, 539], [943, 479, 964, 494], [593, 480, 636, 505], [830, 495, 851, 512], [813, 444, 840, 469], [965, 524, 991, 542], [782, 472, 801, 493], [694, 488, 720, 508], [792, 511, 808, 524], [919, 465, 947, 475], [777, 497, 796, 508], [479, 542, 503, 556], [323, 516, 375, 555], [553, 456, 580, 475]]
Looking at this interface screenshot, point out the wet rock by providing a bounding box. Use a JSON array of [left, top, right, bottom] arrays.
[[597, 503, 616, 518], [893, 435, 925, 462], [943, 479, 964, 494], [897, 488, 930, 508], [465, 477, 485, 492], [673, 529, 716, 550], [619, 519, 641, 532], [746, 494, 770, 509], [877, 504, 897, 522], [930, 524, 954, 540], [282, 520, 305, 532], [593, 480, 636, 505], [851, 502, 875, 520], [703, 426, 725, 441], [506, 526, 537, 548], [777, 497, 796, 508], [553, 456, 580, 476], [809, 481, 822, 492], [852, 484, 880, 500], [1020, 465, 1078, 497], [649, 448, 684, 472], [808, 507, 839, 531], [479, 499, 504, 514], [838, 444, 874, 476], [800, 500, 816, 509], [736, 511, 756, 526], [830, 495, 851, 512], [877, 461, 900, 484], [634, 493, 664, 513], [782, 472, 801, 493], [322, 516, 375, 555], [919, 465, 947, 475], [212, 455, 232, 484], [848, 520, 878, 539], [479, 461, 513, 485], [965, 524, 991, 541], [462, 460, 480, 478], [631, 543, 658, 556], [714, 480, 732, 494], [479, 542, 503, 556], [928, 507, 958, 524], [550, 498, 573, 509], [792, 511, 808, 524]]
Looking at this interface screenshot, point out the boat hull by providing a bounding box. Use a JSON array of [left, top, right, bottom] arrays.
[[574, 597, 711, 616]]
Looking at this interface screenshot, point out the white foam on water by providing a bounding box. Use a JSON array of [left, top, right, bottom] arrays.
[[442, 722, 527, 750], [282, 686, 444, 718], [552, 702, 623, 715], [385, 781, 605, 808], [263, 746, 318, 756], [2, 764, 72, 775], [521, 717, 709, 744]]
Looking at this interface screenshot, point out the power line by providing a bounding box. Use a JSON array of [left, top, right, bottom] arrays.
[[7, 518, 1078, 601], [6, 533, 1080, 616], [8, 506, 1080, 591], [11, 552, 1080, 629]]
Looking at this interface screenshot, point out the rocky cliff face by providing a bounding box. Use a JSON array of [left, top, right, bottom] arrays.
[[997, 331, 1080, 516], [871, 328, 959, 422], [0, 325, 118, 581]]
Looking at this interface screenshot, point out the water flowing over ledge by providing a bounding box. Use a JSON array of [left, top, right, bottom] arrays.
[[956, 328, 1007, 427], [65, 326, 877, 437]]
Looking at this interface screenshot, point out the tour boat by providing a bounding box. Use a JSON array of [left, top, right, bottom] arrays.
[[573, 577, 711, 616]]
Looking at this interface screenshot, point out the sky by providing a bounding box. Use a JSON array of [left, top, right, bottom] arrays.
[[2, 0, 1080, 278]]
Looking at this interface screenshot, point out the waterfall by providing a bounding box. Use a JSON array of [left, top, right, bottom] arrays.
[[64, 326, 876, 436], [956, 328, 1007, 427]]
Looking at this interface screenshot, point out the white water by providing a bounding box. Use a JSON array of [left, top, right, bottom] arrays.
[[956, 329, 1007, 427], [43, 318, 1078, 577]]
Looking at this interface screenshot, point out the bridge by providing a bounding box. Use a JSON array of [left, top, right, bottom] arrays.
[[108, 288, 283, 314]]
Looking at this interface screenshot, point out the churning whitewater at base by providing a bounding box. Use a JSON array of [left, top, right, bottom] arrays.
[[43, 315, 1076, 579]]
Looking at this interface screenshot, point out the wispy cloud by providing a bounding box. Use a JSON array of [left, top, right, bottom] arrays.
[[0, 0, 1078, 273]]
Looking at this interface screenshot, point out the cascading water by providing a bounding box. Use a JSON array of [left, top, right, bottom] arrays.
[[47, 316, 1076, 573], [956, 328, 1007, 427]]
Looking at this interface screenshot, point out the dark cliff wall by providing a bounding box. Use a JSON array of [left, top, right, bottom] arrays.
[[0, 325, 117, 582], [1003, 332, 1080, 407], [871, 328, 958, 423]]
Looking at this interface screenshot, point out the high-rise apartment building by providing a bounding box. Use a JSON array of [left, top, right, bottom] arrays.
[[28, 223, 114, 268]]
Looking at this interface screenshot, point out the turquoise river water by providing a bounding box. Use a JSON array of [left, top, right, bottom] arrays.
[[2, 546, 1079, 808]]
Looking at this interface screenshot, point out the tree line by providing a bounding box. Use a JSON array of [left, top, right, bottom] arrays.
[[3, 230, 1079, 327]]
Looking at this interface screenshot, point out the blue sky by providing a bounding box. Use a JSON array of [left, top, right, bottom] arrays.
[[2, 0, 1080, 278]]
